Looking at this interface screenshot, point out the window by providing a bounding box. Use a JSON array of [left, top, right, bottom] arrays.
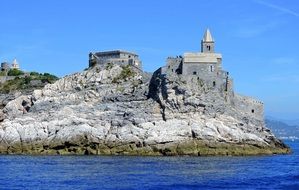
[[251, 109, 255, 113], [210, 65, 214, 72], [213, 81, 216, 87], [193, 71, 197, 75], [207, 45, 211, 51]]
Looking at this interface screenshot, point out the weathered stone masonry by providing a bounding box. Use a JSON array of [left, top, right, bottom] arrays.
[[88, 29, 264, 120], [160, 29, 264, 120], [89, 50, 142, 70]]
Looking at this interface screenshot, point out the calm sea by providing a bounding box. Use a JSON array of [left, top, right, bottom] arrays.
[[0, 141, 298, 190]]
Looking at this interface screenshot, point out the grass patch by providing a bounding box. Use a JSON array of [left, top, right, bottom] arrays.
[[0, 72, 59, 93], [7, 69, 24, 76]]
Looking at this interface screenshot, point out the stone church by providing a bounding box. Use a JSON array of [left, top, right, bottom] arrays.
[[161, 29, 263, 119], [163, 29, 232, 94]]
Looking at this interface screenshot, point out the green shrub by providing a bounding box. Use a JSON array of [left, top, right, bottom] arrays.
[[0, 77, 26, 93], [0, 71, 6, 76], [7, 69, 24, 76], [112, 65, 136, 83], [30, 72, 39, 76], [120, 65, 135, 79], [42, 73, 59, 83], [24, 77, 31, 84], [0, 71, 59, 93]]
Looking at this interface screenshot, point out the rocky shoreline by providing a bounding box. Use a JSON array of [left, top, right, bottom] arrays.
[[0, 139, 290, 156], [0, 64, 291, 155]]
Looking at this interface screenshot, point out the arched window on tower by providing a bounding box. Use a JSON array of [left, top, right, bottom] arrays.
[[207, 45, 211, 51]]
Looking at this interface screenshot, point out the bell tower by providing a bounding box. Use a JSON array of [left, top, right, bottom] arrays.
[[11, 59, 20, 70], [201, 28, 214, 53]]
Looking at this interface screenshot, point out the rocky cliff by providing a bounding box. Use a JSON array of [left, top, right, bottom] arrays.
[[0, 64, 290, 155]]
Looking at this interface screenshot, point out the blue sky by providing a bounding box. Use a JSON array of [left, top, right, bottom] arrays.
[[0, 0, 299, 120]]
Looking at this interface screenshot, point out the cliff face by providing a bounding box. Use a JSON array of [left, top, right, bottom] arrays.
[[0, 64, 290, 155]]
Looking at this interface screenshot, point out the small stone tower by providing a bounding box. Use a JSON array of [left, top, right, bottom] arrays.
[[1, 62, 10, 71], [11, 59, 20, 70], [201, 29, 214, 53]]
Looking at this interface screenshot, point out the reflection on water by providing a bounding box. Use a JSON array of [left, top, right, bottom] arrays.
[[0, 141, 298, 189]]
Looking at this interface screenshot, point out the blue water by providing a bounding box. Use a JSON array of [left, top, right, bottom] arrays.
[[0, 141, 298, 190]]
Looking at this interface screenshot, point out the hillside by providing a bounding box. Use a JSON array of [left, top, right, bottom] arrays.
[[266, 119, 299, 140], [0, 64, 290, 155], [0, 71, 58, 94], [0, 71, 59, 121]]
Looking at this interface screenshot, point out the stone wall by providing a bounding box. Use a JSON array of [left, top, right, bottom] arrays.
[[182, 63, 218, 76], [89, 51, 142, 70], [163, 57, 183, 75], [182, 63, 231, 92], [233, 94, 264, 120], [201, 41, 215, 53]]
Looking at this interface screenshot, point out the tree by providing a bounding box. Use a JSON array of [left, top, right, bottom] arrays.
[[7, 69, 24, 76], [30, 72, 39, 76]]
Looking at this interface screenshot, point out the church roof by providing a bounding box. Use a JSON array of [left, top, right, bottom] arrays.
[[202, 28, 214, 42]]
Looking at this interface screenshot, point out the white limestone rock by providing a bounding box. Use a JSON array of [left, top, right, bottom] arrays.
[[0, 64, 289, 155]]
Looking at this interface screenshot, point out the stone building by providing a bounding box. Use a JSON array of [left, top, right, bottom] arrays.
[[1, 62, 10, 71], [88, 30, 264, 119], [162, 29, 232, 93], [11, 59, 20, 70], [0, 59, 22, 84], [89, 50, 142, 70], [1, 59, 20, 71], [161, 29, 264, 119]]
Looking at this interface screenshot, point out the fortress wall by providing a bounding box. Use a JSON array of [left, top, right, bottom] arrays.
[[164, 57, 183, 75], [119, 53, 138, 59], [234, 94, 264, 120], [182, 63, 229, 91], [90, 56, 142, 70], [89, 51, 142, 70], [100, 58, 130, 65], [182, 73, 228, 93]]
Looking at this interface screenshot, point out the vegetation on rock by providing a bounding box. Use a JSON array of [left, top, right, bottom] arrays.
[[0, 72, 58, 93], [0, 65, 290, 156], [7, 69, 24, 76], [112, 65, 136, 83], [105, 62, 114, 70]]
